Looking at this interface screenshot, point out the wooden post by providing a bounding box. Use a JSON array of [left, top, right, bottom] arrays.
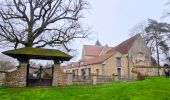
[[26, 64, 30, 87], [51, 65, 54, 86]]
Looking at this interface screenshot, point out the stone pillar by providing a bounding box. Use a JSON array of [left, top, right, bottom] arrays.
[[92, 73, 97, 85], [52, 63, 60, 86], [112, 74, 115, 81], [114, 75, 119, 81], [66, 73, 73, 85], [5, 62, 27, 87], [78, 69, 81, 76], [19, 62, 27, 87]]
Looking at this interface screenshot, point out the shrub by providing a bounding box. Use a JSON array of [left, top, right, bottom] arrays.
[[137, 72, 145, 80]]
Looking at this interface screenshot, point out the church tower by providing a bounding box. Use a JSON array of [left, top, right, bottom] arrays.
[[95, 40, 102, 46]]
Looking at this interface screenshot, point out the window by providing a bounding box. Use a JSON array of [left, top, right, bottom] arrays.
[[72, 70, 76, 78], [76, 69, 78, 76], [81, 69, 85, 79], [117, 68, 121, 78], [88, 68, 91, 76], [96, 69, 99, 75], [116, 57, 121, 67], [81, 69, 85, 76]]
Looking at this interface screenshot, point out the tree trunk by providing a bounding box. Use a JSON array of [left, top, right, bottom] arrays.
[[155, 36, 160, 76]]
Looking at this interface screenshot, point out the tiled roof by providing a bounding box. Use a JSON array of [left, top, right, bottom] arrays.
[[114, 34, 139, 54], [83, 45, 103, 57], [69, 34, 140, 67], [66, 51, 116, 67], [80, 51, 116, 66]]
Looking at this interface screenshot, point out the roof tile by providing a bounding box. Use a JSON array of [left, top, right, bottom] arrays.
[[83, 45, 103, 57], [69, 34, 140, 67]]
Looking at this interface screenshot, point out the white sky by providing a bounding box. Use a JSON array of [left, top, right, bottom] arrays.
[[72, 0, 170, 61]]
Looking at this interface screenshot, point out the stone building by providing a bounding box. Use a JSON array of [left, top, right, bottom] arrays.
[[63, 34, 163, 79]]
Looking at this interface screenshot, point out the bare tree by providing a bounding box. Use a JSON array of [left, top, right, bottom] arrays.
[[0, 0, 89, 51], [129, 21, 147, 37], [130, 21, 156, 55]]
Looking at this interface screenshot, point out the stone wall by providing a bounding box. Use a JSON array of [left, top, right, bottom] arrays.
[[129, 35, 152, 66], [136, 67, 164, 76], [52, 64, 67, 86], [3, 63, 72, 87], [4, 63, 27, 87], [130, 67, 165, 80], [0, 72, 6, 86]]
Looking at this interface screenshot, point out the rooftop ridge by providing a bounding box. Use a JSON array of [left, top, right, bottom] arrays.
[[114, 34, 140, 54]]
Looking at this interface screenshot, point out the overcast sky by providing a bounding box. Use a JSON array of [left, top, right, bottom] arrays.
[[72, 0, 170, 60], [0, 0, 170, 63]]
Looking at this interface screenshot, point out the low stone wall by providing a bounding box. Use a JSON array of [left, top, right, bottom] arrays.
[[0, 72, 6, 86], [5, 63, 27, 87], [66, 73, 73, 85], [43, 65, 73, 86], [136, 67, 164, 76]]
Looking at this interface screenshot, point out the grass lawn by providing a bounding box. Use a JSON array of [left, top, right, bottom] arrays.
[[0, 77, 170, 100]]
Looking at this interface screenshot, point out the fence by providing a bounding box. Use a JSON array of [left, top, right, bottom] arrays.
[[118, 75, 132, 81], [96, 75, 113, 83], [72, 75, 114, 85], [72, 75, 92, 85]]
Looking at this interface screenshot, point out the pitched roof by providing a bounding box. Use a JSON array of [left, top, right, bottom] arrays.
[[80, 51, 116, 66], [68, 34, 140, 67], [67, 51, 116, 67], [2, 47, 72, 61], [114, 34, 140, 54], [83, 45, 103, 57]]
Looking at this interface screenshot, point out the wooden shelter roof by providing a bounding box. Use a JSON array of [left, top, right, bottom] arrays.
[[2, 47, 72, 61]]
